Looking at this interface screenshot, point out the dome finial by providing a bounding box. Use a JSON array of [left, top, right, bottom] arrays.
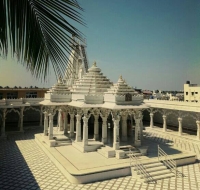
[[93, 61, 97, 66], [119, 75, 123, 80]]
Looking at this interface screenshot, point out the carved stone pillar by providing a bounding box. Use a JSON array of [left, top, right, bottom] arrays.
[[69, 113, 75, 138], [113, 116, 120, 150], [140, 115, 143, 140], [196, 120, 200, 140], [44, 111, 48, 136], [58, 109, 63, 131], [102, 117, 107, 144], [63, 111, 68, 135], [121, 114, 127, 141], [83, 116, 89, 146], [48, 113, 54, 140], [163, 115, 167, 132], [75, 113, 82, 142], [94, 114, 99, 140], [130, 114, 133, 137], [18, 116, 20, 128], [40, 106, 43, 127], [178, 117, 182, 136], [1, 109, 6, 137], [150, 113, 154, 128], [135, 118, 142, 146], [20, 107, 24, 132]]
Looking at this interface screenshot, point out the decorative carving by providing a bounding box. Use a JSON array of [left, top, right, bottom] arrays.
[[24, 106, 40, 113]]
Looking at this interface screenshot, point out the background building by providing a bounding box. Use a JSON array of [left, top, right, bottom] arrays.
[[184, 81, 200, 102], [0, 87, 48, 99]]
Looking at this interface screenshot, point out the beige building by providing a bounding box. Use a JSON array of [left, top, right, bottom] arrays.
[[0, 88, 48, 99], [184, 81, 200, 102]]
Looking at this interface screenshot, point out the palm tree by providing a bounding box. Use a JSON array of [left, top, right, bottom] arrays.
[[0, 0, 84, 79]]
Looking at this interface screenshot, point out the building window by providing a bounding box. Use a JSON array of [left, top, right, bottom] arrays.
[[195, 92, 198, 94], [26, 92, 37, 98], [125, 93, 132, 101], [192, 92, 194, 95], [186, 92, 188, 95], [7, 92, 18, 99], [0, 93, 3, 99]]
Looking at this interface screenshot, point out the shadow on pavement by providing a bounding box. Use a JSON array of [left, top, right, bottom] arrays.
[[0, 128, 43, 190]]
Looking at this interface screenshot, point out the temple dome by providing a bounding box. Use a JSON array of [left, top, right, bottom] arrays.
[[104, 75, 143, 105], [71, 62, 113, 104], [105, 75, 136, 95], [50, 77, 71, 94], [44, 77, 71, 102]]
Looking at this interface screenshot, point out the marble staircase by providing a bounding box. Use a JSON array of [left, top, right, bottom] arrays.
[[97, 145, 143, 159], [53, 135, 72, 147], [131, 161, 174, 183]]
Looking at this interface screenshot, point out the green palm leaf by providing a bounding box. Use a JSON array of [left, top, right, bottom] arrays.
[[0, 0, 84, 80]]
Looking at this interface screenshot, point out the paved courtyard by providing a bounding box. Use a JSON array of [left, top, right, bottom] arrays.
[[1, 126, 200, 190]]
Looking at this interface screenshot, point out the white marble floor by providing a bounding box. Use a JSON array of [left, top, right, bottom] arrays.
[[1, 126, 200, 190]]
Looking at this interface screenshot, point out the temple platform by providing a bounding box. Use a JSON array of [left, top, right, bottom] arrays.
[[35, 130, 196, 184]]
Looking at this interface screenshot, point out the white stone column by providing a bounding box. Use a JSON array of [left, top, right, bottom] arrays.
[[48, 113, 53, 140], [196, 120, 200, 140], [121, 115, 127, 141], [83, 116, 89, 146], [163, 115, 167, 132], [150, 113, 154, 128], [20, 107, 24, 132], [75, 113, 82, 142], [130, 115, 133, 138], [63, 111, 68, 135], [135, 118, 142, 146], [43, 111, 48, 136], [40, 106, 43, 127], [18, 116, 20, 128], [102, 117, 107, 144], [178, 117, 182, 136], [140, 115, 143, 140], [113, 116, 120, 150], [94, 114, 99, 140], [69, 113, 75, 138], [1, 109, 6, 137], [58, 109, 63, 131]]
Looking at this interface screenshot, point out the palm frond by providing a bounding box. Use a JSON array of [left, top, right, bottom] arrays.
[[0, 0, 84, 80]]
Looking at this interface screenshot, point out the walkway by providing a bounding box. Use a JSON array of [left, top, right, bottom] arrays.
[[1, 126, 200, 189]]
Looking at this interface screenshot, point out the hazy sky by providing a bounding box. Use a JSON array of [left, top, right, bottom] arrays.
[[0, 0, 200, 90]]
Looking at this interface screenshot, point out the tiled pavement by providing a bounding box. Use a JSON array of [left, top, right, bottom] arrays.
[[1, 127, 200, 190]]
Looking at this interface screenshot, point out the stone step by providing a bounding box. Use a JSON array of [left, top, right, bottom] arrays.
[[144, 165, 167, 173], [97, 147, 115, 158], [125, 152, 143, 158], [149, 173, 174, 181], [140, 169, 171, 178], [55, 140, 72, 147], [143, 162, 163, 169], [54, 136, 70, 141]]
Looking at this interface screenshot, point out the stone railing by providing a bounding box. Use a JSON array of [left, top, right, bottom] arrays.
[[0, 98, 44, 106], [144, 99, 200, 105]]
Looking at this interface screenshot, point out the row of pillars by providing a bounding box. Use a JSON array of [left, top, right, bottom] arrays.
[[1, 106, 43, 138], [44, 110, 143, 149], [149, 112, 200, 140]]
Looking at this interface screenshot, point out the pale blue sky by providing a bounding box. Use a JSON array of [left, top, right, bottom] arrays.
[[0, 0, 200, 90]]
